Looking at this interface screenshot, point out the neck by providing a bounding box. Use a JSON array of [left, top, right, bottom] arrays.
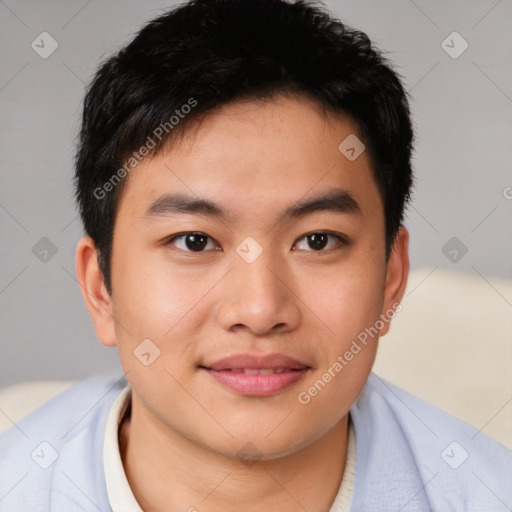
[[119, 392, 349, 512]]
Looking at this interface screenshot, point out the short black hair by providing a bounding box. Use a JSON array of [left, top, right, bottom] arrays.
[[74, 0, 415, 296]]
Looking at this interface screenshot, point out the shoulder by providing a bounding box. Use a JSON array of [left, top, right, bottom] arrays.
[[349, 372, 512, 511], [0, 370, 127, 511], [360, 372, 511, 457]]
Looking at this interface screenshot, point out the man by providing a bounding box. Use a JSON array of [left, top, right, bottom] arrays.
[[0, 0, 510, 510]]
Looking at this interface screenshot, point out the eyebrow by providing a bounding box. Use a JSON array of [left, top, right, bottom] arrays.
[[142, 188, 361, 224]]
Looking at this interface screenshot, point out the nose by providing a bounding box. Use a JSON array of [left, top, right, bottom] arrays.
[[215, 247, 301, 336]]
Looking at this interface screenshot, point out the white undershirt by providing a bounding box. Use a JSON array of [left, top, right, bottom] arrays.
[[103, 386, 356, 512]]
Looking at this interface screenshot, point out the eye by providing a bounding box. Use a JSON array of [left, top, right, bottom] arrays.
[[165, 232, 220, 252], [164, 230, 349, 254], [293, 231, 348, 252]]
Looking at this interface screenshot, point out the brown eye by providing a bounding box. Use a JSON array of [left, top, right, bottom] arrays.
[[307, 233, 328, 250], [166, 232, 218, 252], [293, 232, 347, 252], [184, 233, 208, 251]]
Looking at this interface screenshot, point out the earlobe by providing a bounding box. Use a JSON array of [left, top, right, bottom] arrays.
[[75, 236, 118, 347], [379, 226, 410, 337]]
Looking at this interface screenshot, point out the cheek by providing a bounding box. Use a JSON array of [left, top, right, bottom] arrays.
[[111, 250, 200, 367], [295, 275, 383, 425], [300, 257, 385, 344], [113, 245, 196, 328], [295, 256, 384, 410]]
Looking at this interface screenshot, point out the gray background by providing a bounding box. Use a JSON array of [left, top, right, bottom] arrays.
[[1, 0, 511, 386]]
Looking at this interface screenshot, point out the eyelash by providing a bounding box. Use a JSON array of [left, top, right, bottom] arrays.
[[163, 231, 349, 254]]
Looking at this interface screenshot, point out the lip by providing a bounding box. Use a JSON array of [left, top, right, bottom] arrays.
[[202, 353, 309, 371], [200, 353, 311, 396]]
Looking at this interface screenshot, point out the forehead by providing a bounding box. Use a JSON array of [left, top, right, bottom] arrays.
[[116, 94, 382, 225]]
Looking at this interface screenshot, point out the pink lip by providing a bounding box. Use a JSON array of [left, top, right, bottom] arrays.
[[203, 368, 310, 396], [200, 352, 311, 396], [203, 352, 309, 371]]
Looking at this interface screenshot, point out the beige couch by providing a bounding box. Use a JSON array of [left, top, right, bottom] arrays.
[[1, 267, 511, 450]]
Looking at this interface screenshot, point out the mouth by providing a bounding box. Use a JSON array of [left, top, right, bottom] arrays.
[[206, 367, 304, 374], [199, 352, 311, 396]]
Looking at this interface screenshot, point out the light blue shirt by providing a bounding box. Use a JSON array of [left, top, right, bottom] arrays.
[[0, 370, 510, 511]]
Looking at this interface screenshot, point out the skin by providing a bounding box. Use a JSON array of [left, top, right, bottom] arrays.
[[76, 92, 409, 512]]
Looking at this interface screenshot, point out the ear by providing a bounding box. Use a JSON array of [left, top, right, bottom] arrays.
[[379, 226, 409, 336], [75, 236, 117, 347]]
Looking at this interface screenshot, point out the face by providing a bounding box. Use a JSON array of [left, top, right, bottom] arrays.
[[77, 93, 408, 460]]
